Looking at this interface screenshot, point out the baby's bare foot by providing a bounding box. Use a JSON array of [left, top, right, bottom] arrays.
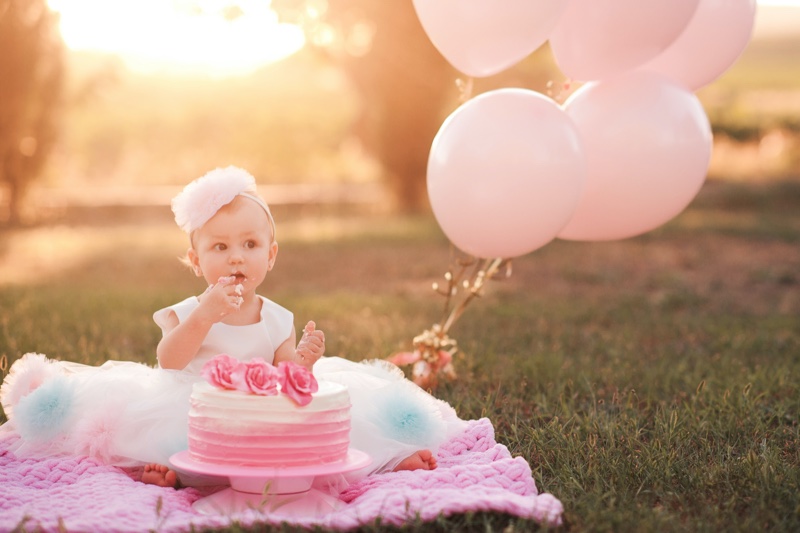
[[141, 463, 179, 488], [393, 449, 437, 471]]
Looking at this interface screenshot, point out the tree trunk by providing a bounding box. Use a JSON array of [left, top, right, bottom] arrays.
[[0, 0, 64, 226], [275, 0, 460, 212], [338, 2, 458, 212]]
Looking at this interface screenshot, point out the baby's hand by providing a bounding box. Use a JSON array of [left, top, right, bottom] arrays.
[[297, 321, 325, 368], [196, 276, 243, 322]]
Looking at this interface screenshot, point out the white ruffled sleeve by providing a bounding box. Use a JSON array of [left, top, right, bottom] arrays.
[[152, 297, 199, 335]]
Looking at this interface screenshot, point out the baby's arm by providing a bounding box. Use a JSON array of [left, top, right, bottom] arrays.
[[274, 321, 325, 371], [156, 309, 214, 370], [157, 278, 243, 370]]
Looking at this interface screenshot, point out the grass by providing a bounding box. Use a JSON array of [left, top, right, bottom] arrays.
[[1, 180, 799, 531]]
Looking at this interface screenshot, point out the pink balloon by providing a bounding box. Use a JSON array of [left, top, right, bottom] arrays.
[[412, 0, 571, 78], [427, 88, 586, 259], [558, 72, 712, 241], [640, 0, 756, 90], [550, 0, 700, 81]]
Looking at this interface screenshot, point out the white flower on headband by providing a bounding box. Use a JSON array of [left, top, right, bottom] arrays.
[[171, 166, 259, 233]]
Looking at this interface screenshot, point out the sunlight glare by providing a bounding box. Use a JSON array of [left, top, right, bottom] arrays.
[[47, 0, 305, 77]]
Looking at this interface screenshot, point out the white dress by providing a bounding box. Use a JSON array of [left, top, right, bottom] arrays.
[[0, 295, 466, 481]]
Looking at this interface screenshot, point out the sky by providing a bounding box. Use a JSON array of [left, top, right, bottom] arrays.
[[46, 0, 800, 78], [47, 0, 306, 77]]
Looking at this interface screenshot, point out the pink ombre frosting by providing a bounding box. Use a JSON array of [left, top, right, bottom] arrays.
[[187, 380, 351, 467]]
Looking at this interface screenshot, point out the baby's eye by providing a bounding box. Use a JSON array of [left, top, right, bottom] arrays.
[[245, 240, 257, 249], [214, 243, 227, 251]]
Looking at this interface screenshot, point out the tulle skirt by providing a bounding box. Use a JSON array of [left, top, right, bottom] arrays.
[[0, 354, 466, 480], [314, 357, 466, 474]]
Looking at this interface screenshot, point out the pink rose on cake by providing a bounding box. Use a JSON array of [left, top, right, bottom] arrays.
[[201, 354, 240, 390], [278, 361, 318, 406], [202, 356, 318, 405], [232, 358, 279, 396]]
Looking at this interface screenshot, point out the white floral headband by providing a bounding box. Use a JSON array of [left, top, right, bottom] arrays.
[[171, 166, 276, 240]]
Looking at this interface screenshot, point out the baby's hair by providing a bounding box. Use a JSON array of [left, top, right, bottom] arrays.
[[178, 253, 193, 269]]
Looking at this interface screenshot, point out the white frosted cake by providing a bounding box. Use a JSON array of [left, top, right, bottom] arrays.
[[187, 380, 351, 467]]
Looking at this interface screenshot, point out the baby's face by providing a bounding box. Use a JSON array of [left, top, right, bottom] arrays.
[[190, 196, 277, 293]]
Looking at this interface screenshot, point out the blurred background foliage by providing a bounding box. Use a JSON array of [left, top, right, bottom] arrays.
[[1, 0, 799, 225], [0, 0, 64, 225]]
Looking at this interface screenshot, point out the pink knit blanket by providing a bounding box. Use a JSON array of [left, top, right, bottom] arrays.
[[0, 418, 562, 532]]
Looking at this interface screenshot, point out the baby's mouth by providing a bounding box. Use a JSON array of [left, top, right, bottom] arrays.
[[232, 273, 247, 284]]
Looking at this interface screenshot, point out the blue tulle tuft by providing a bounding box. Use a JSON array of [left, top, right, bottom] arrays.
[[14, 375, 75, 442], [376, 391, 436, 445]]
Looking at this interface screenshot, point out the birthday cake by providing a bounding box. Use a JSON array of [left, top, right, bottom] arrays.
[[187, 356, 351, 467]]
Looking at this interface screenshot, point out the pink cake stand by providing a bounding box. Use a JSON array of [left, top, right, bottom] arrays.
[[170, 449, 371, 517]]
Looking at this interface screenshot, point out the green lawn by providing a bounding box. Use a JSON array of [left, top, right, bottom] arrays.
[[1, 180, 799, 532]]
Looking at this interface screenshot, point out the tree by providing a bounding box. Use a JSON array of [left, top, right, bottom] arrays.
[[273, 0, 460, 212], [0, 0, 65, 225], [272, 1, 562, 212]]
